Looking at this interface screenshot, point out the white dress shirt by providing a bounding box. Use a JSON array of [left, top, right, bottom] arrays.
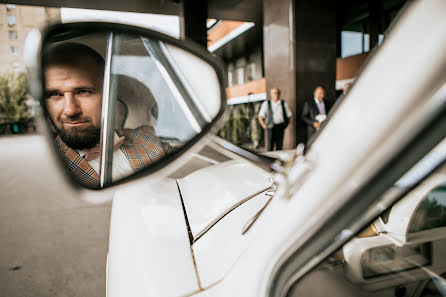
[[258, 99, 292, 124], [78, 133, 134, 182], [314, 97, 326, 115]]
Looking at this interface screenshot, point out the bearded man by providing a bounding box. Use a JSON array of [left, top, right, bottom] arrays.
[[43, 43, 170, 188]]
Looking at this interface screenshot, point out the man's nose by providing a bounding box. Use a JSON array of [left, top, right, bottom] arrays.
[[62, 92, 81, 117]]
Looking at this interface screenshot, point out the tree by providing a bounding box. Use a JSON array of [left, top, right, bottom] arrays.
[[0, 72, 30, 134]]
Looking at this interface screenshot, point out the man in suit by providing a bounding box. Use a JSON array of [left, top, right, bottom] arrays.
[[301, 86, 331, 142], [44, 43, 170, 188]]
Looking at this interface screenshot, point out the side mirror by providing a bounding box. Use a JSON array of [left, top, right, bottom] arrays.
[[26, 22, 225, 189]]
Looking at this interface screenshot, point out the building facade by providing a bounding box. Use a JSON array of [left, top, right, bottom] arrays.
[[0, 4, 60, 73], [206, 0, 407, 149]]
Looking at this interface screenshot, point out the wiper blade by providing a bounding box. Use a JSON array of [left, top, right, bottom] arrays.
[[209, 135, 289, 173]]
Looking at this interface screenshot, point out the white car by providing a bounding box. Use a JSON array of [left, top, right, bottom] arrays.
[[2, 0, 446, 296]]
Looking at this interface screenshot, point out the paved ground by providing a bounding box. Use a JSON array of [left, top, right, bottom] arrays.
[[0, 198, 111, 297], [0, 135, 112, 297]]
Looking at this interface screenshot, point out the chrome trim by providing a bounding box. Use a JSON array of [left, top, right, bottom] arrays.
[[99, 32, 119, 188], [193, 186, 272, 243], [242, 182, 277, 235]]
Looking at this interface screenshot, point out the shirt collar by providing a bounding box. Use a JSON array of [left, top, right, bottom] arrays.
[[314, 97, 324, 104], [78, 132, 120, 157]]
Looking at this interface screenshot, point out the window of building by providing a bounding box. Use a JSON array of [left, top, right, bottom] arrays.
[[341, 31, 363, 58], [8, 30, 17, 40], [378, 34, 384, 45], [363, 33, 370, 52], [235, 67, 244, 85], [246, 62, 256, 82], [227, 71, 233, 88], [7, 14, 16, 26], [10, 46, 19, 56], [342, 31, 386, 58], [227, 63, 234, 88]]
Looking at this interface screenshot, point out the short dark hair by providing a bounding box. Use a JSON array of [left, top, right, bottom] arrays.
[[314, 85, 325, 92], [43, 42, 105, 76]]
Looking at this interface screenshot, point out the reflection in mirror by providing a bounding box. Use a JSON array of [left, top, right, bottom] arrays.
[[42, 30, 221, 188]]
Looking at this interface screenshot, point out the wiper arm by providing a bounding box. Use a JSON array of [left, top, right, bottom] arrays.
[[209, 135, 291, 173], [209, 135, 305, 174]]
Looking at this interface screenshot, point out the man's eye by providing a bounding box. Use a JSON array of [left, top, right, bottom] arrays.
[[77, 89, 92, 95], [46, 92, 62, 99]]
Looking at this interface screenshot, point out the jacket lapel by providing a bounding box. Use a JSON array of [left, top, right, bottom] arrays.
[[55, 136, 100, 188], [119, 125, 168, 172], [310, 98, 320, 115]]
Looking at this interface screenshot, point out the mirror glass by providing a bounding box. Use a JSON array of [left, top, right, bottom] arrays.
[[42, 29, 222, 188]]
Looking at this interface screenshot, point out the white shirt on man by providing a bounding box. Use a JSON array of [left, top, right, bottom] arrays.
[[259, 99, 292, 124], [314, 97, 326, 115], [78, 133, 134, 182]]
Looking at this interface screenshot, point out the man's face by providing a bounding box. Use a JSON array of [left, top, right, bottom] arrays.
[[314, 87, 325, 102], [270, 89, 279, 101], [45, 59, 103, 150]]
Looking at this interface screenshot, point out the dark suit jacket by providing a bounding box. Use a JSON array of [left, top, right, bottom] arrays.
[[301, 98, 331, 140]]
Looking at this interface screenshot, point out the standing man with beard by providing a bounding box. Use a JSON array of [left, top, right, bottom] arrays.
[[43, 43, 170, 188]]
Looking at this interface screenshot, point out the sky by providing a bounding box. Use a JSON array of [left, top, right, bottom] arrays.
[[60, 8, 180, 38]]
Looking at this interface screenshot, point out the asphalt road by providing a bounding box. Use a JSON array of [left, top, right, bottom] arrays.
[[0, 202, 111, 297], [0, 135, 112, 297]]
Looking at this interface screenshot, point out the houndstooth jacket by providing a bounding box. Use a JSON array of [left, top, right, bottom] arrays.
[[56, 125, 171, 188]]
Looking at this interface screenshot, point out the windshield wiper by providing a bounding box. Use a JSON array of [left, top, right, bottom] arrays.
[[209, 135, 302, 173]]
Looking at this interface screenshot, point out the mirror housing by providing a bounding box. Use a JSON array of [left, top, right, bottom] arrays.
[[25, 22, 226, 189]]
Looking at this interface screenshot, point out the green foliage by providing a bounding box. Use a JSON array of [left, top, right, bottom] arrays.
[[0, 72, 30, 124], [218, 101, 264, 149]]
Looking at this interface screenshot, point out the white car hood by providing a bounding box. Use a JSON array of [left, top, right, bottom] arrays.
[[177, 160, 272, 239], [107, 178, 200, 297]]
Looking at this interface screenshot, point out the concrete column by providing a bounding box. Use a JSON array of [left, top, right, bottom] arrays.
[[263, 0, 296, 149], [179, 0, 207, 47], [264, 0, 337, 146], [294, 0, 337, 143], [368, 0, 383, 49]]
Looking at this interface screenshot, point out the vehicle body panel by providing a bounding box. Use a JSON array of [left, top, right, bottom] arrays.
[[192, 190, 271, 288], [107, 178, 200, 297], [177, 160, 271, 239]]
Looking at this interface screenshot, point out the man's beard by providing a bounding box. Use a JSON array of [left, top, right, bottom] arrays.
[[58, 122, 101, 150]]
